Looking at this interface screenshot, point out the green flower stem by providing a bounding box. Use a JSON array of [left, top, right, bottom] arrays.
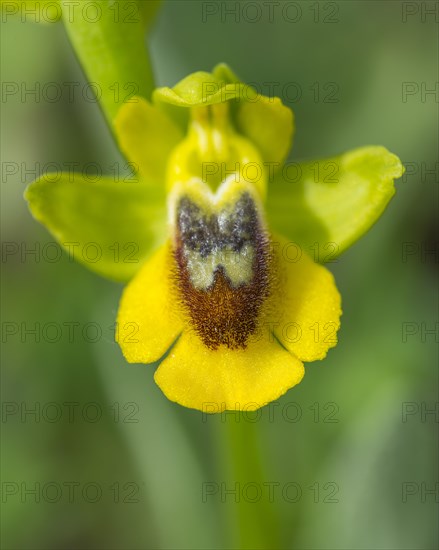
[[61, 0, 155, 127], [226, 418, 281, 550]]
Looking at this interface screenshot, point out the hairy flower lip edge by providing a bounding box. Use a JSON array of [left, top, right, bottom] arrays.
[[116, 225, 342, 412]]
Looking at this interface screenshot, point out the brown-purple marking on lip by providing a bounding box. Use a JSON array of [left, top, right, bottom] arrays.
[[173, 192, 271, 350]]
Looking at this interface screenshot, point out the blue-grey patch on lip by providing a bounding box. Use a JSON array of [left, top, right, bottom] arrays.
[[176, 192, 259, 258], [172, 190, 271, 349]]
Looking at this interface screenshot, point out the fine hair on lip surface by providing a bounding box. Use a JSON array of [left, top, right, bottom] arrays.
[[173, 191, 270, 350]]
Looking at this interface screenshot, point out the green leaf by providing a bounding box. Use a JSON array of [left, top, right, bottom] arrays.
[[25, 173, 166, 281], [114, 97, 183, 185], [0, 0, 162, 25], [60, 0, 155, 126], [0, 0, 61, 22], [266, 146, 404, 260]]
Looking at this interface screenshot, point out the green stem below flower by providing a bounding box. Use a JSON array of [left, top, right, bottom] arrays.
[[225, 416, 282, 550]]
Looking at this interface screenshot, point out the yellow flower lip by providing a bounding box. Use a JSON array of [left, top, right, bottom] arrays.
[[118, 170, 341, 412], [171, 183, 270, 351]]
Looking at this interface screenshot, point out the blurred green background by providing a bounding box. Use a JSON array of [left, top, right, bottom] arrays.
[[1, 1, 437, 549]]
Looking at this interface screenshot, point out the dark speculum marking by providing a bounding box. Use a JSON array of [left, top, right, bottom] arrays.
[[173, 192, 270, 350]]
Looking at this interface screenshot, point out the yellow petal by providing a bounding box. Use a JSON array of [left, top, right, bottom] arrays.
[[116, 242, 183, 364], [154, 330, 304, 412], [236, 95, 294, 166], [114, 97, 183, 185], [271, 235, 342, 362]]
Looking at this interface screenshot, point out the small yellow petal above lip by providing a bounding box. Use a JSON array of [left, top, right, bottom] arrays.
[[270, 235, 342, 362], [236, 95, 294, 167], [114, 97, 183, 185], [154, 330, 304, 412], [116, 242, 184, 364]]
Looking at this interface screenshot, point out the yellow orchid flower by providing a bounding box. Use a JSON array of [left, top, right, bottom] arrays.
[[26, 64, 404, 412]]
